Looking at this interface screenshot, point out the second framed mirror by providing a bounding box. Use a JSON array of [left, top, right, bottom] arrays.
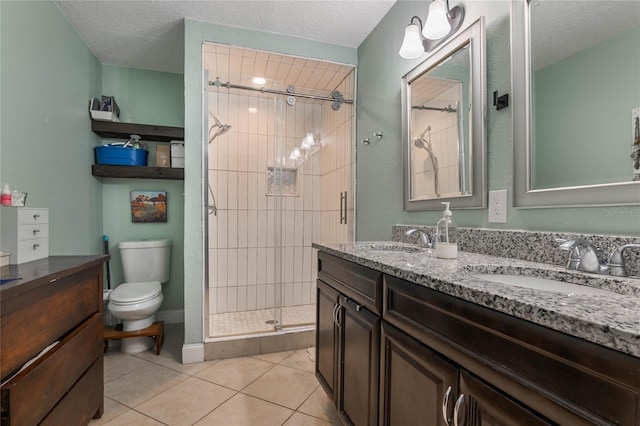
[[402, 17, 487, 210]]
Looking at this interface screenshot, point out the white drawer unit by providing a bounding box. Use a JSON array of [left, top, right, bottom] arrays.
[[1, 208, 49, 264]]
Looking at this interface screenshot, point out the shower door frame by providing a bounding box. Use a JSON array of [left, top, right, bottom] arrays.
[[202, 43, 357, 340]]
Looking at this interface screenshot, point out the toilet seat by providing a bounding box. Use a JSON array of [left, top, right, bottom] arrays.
[[110, 281, 162, 306]]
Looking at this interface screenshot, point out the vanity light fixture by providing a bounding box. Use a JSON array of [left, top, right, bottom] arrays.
[[252, 76, 267, 85], [399, 0, 465, 59]]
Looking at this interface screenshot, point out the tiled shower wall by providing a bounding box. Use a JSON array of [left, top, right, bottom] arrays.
[[208, 91, 324, 315], [411, 84, 461, 199], [320, 75, 354, 244]]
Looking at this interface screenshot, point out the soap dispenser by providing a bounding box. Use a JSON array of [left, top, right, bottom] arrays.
[[435, 202, 458, 259]]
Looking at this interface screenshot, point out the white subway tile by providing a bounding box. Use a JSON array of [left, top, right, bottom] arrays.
[[217, 287, 228, 313], [227, 249, 238, 286], [227, 286, 237, 312], [237, 286, 247, 312], [228, 171, 238, 210], [256, 284, 266, 309], [246, 285, 257, 310], [217, 210, 228, 249], [227, 210, 238, 248], [247, 248, 257, 285], [237, 248, 248, 286], [256, 247, 267, 284], [237, 210, 248, 248], [208, 248, 217, 288]]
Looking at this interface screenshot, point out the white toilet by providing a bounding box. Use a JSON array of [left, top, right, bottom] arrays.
[[108, 239, 172, 353]]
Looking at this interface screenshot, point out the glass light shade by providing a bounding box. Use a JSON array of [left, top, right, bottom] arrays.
[[289, 147, 302, 160], [252, 76, 266, 85], [301, 133, 315, 150], [423, 0, 451, 40], [399, 23, 424, 59]]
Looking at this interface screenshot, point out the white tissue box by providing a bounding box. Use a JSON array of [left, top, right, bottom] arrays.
[[170, 141, 184, 168]]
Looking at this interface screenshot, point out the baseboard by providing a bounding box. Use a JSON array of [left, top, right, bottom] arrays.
[[182, 343, 204, 364], [156, 309, 184, 324]]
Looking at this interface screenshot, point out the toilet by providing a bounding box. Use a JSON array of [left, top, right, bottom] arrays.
[[108, 239, 172, 353]]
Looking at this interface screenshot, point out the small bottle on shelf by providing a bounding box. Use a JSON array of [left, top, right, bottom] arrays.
[[1, 183, 11, 206]]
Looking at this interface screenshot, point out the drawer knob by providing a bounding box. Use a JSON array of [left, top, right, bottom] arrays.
[[33, 213, 40, 219], [33, 228, 40, 235], [32, 243, 40, 250]]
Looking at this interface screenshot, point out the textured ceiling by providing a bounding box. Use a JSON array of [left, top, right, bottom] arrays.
[[54, 0, 397, 74]]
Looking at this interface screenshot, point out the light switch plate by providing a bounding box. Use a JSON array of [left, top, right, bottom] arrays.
[[489, 189, 507, 223]]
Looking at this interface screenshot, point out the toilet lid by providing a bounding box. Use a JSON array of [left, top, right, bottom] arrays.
[[110, 281, 162, 305]]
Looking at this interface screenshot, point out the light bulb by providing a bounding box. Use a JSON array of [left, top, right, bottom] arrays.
[[423, 0, 451, 40], [399, 23, 424, 59], [289, 147, 302, 160], [301, 133, 315, 150]]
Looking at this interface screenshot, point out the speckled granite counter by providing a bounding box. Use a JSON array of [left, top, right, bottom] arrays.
[[313, 241, 640, 358]]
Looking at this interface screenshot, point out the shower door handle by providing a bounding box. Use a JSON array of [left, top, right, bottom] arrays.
[[339, 191, 347, 224]]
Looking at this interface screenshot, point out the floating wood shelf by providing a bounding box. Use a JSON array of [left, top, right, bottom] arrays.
[[92, 164, 184, 180], [91, 120, 184, 142]]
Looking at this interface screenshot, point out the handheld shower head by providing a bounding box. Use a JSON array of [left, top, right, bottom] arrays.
[[208, 112, 232, 143]]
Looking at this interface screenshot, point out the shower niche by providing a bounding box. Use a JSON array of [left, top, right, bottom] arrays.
[[203, 43, 356, 341]]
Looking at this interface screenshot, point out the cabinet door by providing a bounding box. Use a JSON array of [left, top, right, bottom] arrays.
[[316, 280, 340, 401], [380, 322, 459, 426], [459, 371, 554, 426], [338, 296, 381, 426]]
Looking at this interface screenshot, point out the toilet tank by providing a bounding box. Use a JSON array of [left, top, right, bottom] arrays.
[[119, 239, 172, 284]]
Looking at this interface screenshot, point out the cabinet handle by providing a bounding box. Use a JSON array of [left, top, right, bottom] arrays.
[[33, 228, 40, 235], [442, 386, 452, 425], [33, 213, 40, 219], [339, 192, 344, 224], [356, 304, 363, 312], [32, 243, 40, 250], [453, 394, 465, 426], [343, 191, 347, 224], [336, 304, 343, 328], [332, 302, 339, 325]]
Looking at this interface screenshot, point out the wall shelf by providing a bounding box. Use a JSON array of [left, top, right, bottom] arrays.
[[91, 164, 184, 180], [91, 120, 184, 142], [91, 120, 185, 180]]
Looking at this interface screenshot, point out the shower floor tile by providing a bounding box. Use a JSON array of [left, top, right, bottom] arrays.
[[209, 304, 315, 338]]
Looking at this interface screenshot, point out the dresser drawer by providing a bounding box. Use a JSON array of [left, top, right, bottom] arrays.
[[0, 208, 49, 264], [1, 314, 103, 426], [16, 224, 48, 240], [15, 237, 49, 263], [16, 208, 48, 225], [0, 265, 102, 379], [40, 357, 103, 426]]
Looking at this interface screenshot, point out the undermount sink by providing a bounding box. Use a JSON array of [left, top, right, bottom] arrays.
[[356, 243, 426, 253], [475, 274, 619, 296]]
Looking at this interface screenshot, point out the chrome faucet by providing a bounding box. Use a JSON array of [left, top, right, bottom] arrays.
[[556, 238, 640, 277], [606, 243, 640, 276], [406, 228, 434, 248]]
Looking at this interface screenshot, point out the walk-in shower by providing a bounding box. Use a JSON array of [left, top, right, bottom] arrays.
[[203, 43, 355, 345]]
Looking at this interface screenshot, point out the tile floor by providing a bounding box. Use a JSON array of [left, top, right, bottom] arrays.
[[91, 323, 341, 426]]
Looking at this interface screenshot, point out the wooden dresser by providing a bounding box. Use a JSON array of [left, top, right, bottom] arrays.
[[0, 255, 108, 425]]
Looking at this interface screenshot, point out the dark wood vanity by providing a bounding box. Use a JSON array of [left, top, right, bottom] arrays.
[[316, 251, 640, 426], [1, 255, 108, 425]]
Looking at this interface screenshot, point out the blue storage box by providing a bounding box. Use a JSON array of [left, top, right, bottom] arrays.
[[95, 144, 148, 166]]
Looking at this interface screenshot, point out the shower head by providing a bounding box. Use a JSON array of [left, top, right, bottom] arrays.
[[414, 138, 425, 148], [208, 112, 232, 143]]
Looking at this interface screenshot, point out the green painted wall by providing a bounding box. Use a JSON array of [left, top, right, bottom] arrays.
[[183, 19, 358, 344], [0, 0, 103, 255], [0, 2, 185, 312], [533, 25, 640, 188], [356, 1, 640, 241], [100, 66, 185, 311]]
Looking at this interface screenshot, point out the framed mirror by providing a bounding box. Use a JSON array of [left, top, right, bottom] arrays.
[[402, 18, 487, 211], [512, 0, 640, 207]]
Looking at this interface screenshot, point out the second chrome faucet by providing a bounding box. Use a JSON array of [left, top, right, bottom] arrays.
[[556, 238, 640, 277]]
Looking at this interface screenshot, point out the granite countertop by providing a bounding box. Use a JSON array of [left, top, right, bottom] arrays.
[[313, 241, 640, 358]]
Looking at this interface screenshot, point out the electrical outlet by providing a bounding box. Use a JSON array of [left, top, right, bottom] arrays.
[[488, 190, 507, 223]]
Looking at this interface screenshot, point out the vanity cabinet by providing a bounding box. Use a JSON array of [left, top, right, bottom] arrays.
[[316, 252, 383, 426], [383, 274, 640, 426], [1, 256, 107, 425]]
